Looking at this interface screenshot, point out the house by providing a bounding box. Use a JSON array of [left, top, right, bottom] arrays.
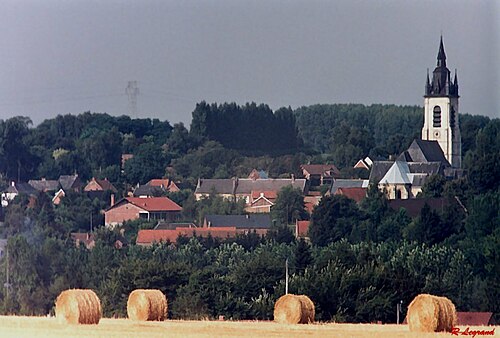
[[70, 233, 96, 249], [247, 191, 277, 213], [147, 179, 183, 192], [301, 164, 340, 186], [52, 189, 66, 205], [334, 187, 368, 203], [195, 177, 307, 204], [28, 178, 59, 192], [1, 181, 38, 206], [456, 312, 494, 326], [388, 197, 466, 218], [203, 214, 271, 235], [304, 194, 321, 214], [104, 197, 182, 227], [59, 174, 83, 192], [295, 220, 310, 239], [353, 157, 373, 170], [84, 177, 118, 193], [136, 227, 237, 246], [330, 179, 369, 195], [133, 179, 185, 197], [248, 169, 269, 180]]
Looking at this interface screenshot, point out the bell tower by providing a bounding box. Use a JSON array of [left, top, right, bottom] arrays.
[[422, 36, 462, 168]]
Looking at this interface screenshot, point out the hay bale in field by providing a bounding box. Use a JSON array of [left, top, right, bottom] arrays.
[[274, 294, 315, 324], [407, 294, 457, 333], [127, 289, 167, 321], [55, 289, 101, 325]]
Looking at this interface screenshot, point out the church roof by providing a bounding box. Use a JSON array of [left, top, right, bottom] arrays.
[[425, 36, 458, 97], [379, 161, 412, 185], [399, 139, 450, 166]]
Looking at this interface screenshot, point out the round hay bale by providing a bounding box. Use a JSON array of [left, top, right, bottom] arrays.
[[297, 295, 315, 324], [274, 294, 315, 324], [127, 289, 167, 321], [407, 294, 457, 332], [55, 289, 101, 325]]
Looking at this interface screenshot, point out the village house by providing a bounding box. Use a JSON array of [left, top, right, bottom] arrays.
[[195, 177, 308, 213], [133, 178, 184, 198], [104, 196, 182, 227], [300, 164, 340, 186], [1, 181, 38, 206], [136, 227, 236, 246], [203, 214, 271, 235], [84, 177, 118, 193]]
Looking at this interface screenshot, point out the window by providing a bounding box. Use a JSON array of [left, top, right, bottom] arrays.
[[450, 106, 456, 128], [433, 106, 441, 127], [395, 189, 402, 199]]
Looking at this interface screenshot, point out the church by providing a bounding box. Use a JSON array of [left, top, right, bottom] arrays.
[[370, 37, 464, 199]]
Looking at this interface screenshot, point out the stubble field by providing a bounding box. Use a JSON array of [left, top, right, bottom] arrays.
[[0, 316, 497, 338]]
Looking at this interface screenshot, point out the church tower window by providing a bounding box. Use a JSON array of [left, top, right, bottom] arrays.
[[433, 106, 441, 127]]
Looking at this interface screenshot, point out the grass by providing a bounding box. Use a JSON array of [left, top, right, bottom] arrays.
[[0, 316, 495, 338]]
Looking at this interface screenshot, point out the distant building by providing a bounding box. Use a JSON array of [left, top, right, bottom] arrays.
[[104, 197, 182, 227], [301, 164, 340, 186], [203, 214, 271, 235], [84, 177, 118, 193]]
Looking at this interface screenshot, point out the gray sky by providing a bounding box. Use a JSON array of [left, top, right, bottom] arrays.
[[1, 0, 498, 126]]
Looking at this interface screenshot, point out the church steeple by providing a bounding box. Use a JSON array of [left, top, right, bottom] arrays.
[[422, 36, 461, 168], [426, 36, 457, 97], [437, 35, 446, 67]]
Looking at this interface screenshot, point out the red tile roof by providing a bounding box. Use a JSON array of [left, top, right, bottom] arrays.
[[457, 312, 493, 326], [147, 179, 171, 187], [335, 187, 367, 203], [251, 190, 278, 199], [296, 221, 310, 237], [125, 197, 182, 212]]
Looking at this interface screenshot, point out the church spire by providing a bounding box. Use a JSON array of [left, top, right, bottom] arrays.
[[437, 35, 446, 67], [454, 69, 458, 86]]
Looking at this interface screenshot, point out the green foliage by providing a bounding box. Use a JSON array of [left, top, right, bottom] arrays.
[[309, 195, 363, 246], [271, 186, 308, 225], [190, 102, 302, 155]]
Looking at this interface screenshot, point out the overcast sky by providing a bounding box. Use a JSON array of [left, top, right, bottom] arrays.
[[1, 0, 498, 126]]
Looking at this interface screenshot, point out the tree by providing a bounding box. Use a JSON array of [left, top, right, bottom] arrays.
[[309, 195, 363, 246], [295, 238, 312, 273], [124, 142, 169, 184], [271, 186, 308, 225]]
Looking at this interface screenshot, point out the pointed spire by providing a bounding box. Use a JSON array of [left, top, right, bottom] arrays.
[[437, 35, 446, 67], [454, 68, 458, 86], [425, 68, 431, 95]]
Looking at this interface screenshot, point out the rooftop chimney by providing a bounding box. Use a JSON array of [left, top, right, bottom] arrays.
[[110, 194, 115, 207]]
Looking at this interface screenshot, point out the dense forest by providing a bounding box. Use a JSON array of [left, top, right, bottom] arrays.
[[0, 102, 498, 322]]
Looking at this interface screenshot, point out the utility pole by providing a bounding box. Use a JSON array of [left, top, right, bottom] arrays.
[[4, 247, 11, 299], [285, 258, 289, 295], [125, 81, 139, 118], [397, 300, 403, 324]]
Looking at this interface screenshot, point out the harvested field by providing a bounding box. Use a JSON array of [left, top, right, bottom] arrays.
[[0, 316, 496, 338]]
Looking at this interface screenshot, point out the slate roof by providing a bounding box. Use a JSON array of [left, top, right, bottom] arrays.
[[59, 175, 81, 190], [95, 178, 117, 192], [133, 185, 164, 197], [388, 197, 465, 218], [331, 179, 368, 194], [398, 139, 450, 166], [155, 222, 196, 230], [235, 179, 307, 195], [196, 179, 235, 195], [379, 161, 412, 185], [28, 179, 59, 192], [301, 164, 340, 177], [205, 214, 272, 229], [195, 178, 307, 195], [369, 161, 395, 183], [6, 182, 38, 195]]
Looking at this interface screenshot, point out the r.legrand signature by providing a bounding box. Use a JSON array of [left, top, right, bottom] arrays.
[[451, 327, 496, 337]]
